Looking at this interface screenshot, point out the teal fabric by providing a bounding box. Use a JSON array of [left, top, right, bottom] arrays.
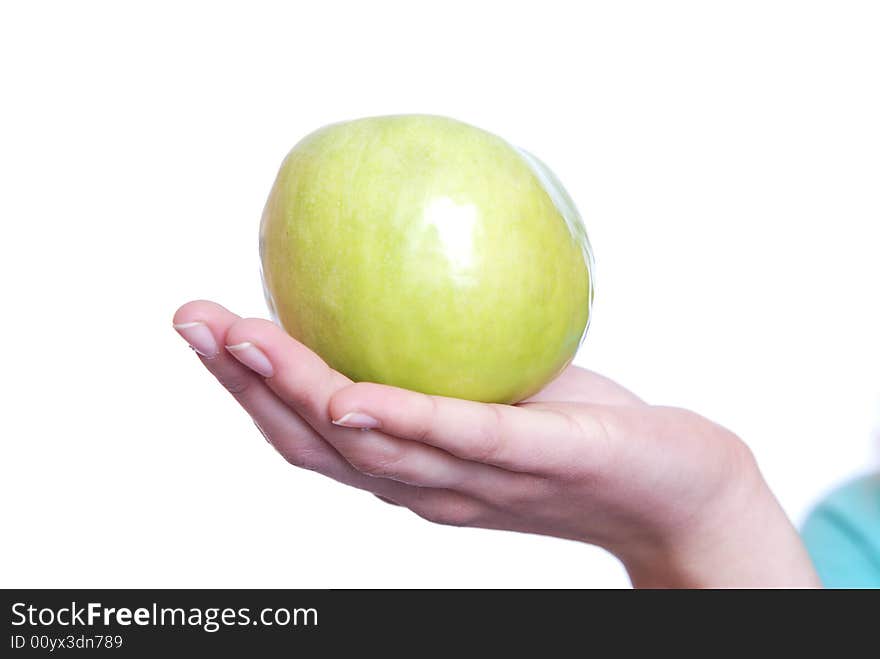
[[801, 474, 880, 588]]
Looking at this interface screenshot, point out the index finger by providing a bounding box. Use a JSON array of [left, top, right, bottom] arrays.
[[328, 383, 603, 474]]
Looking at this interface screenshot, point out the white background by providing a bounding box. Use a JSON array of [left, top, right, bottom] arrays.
[[1, 1, 878, 588]]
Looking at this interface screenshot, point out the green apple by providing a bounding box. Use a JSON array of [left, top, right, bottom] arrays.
[[260, 115, 594, 404]]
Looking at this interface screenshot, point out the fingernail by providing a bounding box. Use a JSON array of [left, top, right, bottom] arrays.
[[173, 321, 219, 357], [226, 341, 274, 378], [332, 412, 381, 429]]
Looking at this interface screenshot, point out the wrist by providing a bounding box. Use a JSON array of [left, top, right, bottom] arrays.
[[617, 448, 820, 588]]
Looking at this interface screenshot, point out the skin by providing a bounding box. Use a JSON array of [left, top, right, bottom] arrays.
[[260, 115, 592, 404], [173, 300, 820, 588]]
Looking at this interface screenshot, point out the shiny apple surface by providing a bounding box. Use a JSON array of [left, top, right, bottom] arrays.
[[260, 115, 593, 403]]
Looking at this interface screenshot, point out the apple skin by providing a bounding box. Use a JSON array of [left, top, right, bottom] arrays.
[[260, 115, 593, 404]]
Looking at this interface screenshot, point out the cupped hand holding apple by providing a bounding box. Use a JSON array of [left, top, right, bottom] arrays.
[[174, 115, 818, 586], [173, 300, 819, 588]]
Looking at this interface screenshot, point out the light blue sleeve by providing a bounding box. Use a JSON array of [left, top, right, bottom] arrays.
[[801, 475, 880, 589]]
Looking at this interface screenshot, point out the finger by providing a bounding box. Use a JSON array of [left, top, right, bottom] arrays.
[[222, 318, 520, 494], [174, 300, 261, 398], [223, 316, 349, 423], [172, 301, 385, 488], [333, 427, 517, 491], [328, 382, 602, 474], [379, 487, 492, 529], [173, 302, 494, 523], [173, 301, 341, 470]]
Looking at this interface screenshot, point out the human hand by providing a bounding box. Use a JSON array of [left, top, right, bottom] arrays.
[[173, 300, 819, 588]]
